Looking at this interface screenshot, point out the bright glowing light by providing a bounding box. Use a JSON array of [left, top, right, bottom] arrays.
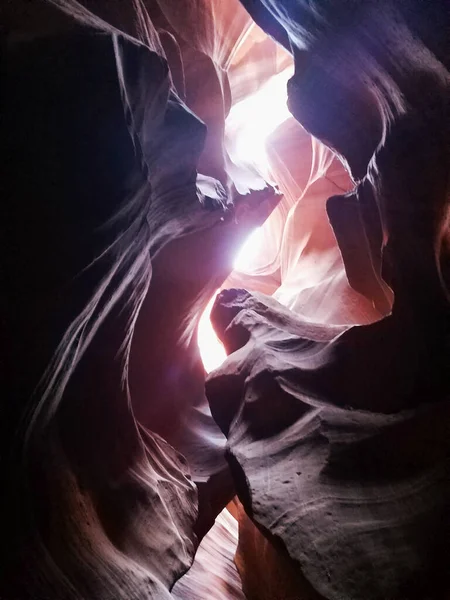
[[198, 67, 293, 372], [233, 227, 265, 272], [197, 292, 227, 374], [226, 66, 294, 177], [197, 227, 266, 371]]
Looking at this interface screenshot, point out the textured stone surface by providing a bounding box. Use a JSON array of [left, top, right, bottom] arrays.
[[2, 1, 449, 599]]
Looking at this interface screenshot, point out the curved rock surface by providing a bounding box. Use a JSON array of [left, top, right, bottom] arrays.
[[2, 1, 449, 599]]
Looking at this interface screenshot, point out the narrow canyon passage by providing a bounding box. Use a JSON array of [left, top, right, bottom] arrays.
[[2, 1, 449, 599]]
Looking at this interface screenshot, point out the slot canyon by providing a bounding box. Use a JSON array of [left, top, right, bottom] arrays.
[[1, 1, 449, 599]]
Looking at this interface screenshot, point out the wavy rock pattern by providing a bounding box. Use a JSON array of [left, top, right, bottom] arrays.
[[207, 3, 450, 597], [2, 0, 449, 599], [207, 285, 450, 599]]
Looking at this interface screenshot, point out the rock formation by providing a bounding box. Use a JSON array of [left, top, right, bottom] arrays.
[[1, 1, 449, 599]]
